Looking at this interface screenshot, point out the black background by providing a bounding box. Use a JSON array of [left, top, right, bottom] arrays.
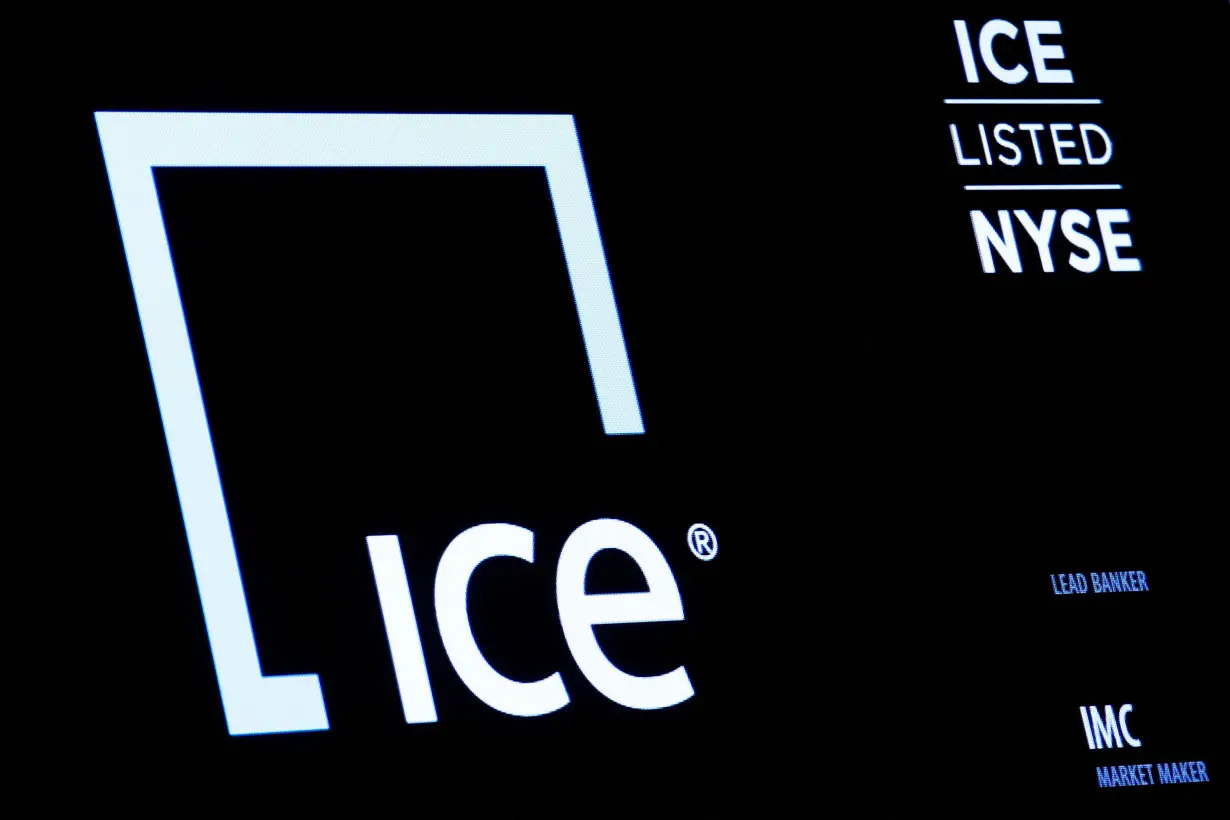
[[11, 3, 1227, 814]]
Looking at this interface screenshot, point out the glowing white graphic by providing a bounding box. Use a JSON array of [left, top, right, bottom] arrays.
[[1080, 704, 1142, 750], [969, 208, 1140, 273], [686, 523, 718, 561], [943, 99, 1101, 105], [557, 519, 693, 710], [367, 535, 438, 724], [434, 524, 570, 718], [946, 22, 1129, 206], [95, 112, 646, 735], [952, 19, 1075, 86], [964, 185, 1121, 191], [368, 519, 693, 721]]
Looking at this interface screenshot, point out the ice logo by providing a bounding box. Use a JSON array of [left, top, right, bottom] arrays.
[[97, 112, 690, 735]]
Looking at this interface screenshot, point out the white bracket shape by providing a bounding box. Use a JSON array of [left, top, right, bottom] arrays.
[[95, 112, 646, 735]]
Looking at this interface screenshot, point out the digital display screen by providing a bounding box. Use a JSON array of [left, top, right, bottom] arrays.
[[13, 4, 1226, 813]]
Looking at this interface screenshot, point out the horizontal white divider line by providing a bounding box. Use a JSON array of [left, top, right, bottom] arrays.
[[964, 183, 1123, 191], [944, 98, 1103, 105]]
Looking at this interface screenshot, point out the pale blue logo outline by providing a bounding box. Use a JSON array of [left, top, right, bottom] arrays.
[[94, 112, 645, 736]]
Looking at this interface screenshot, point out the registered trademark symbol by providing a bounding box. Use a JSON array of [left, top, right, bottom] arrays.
[[687, 523, 718, 561]]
